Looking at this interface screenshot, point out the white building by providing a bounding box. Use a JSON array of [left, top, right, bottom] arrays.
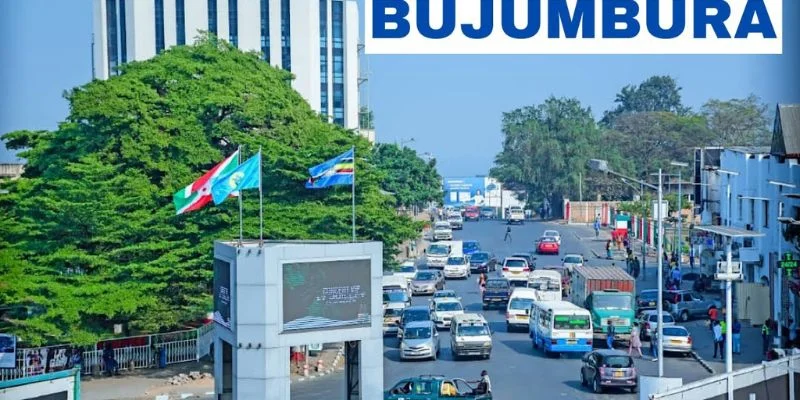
[[92, 0, 360, 129], [696, 104, 800, 328]]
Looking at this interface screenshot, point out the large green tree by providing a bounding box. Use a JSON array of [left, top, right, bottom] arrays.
[[602, 75, 690, 126], [372, 143, 442, 207], [0, 37, 419, 346], [701, 95, 772, 146]]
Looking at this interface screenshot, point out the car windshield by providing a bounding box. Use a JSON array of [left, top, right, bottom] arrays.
[[545, 231, 559, 237], [434, 223, 450, 229], [648, 313, 674, 323], [564, 256, 582, 263], [404, 310, 430, 322], [485, 280, 508, 289], [384, 308, 403, 317], [448, 216, 461, 221], [457, 324, 490, 336], [509, 280, 528, 288], [512, 254, 531, 261], [505, 259, 527, 268], [447, 257, 466, 265], [428, 246, 449, 255], [400, 266, 416, 273], [470, 253, 489, 262], [434, 291, 456, 298], [464, 242, 480, 252], [415, 272, 435, 281], [509, 298, 534, 310], [639, 291, 658, 301], [383, 291, 408, 303], [403, 327, 432, 339], [540, 237, 556, 243], [593, 295, 632, 310], [436, 302, 463, 311], [529, 278, 560, 291], [602, 355, 633, 368], [553, 315, 591, 330], [663, 327, 688, 337]]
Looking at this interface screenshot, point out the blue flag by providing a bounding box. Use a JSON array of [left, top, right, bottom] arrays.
[[305, 148, 354, 189], [211, 152, 261, 205]]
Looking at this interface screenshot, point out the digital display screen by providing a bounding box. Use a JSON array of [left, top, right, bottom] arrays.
[[213, 259, 232, 331], [282, 259, 371, 331]]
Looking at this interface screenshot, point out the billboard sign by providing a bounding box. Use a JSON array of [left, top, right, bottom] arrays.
[[213, 258, 232, 331], [282, 259, 371, 332], [443, 177, 486, 206], [0, 334, 16, 369]]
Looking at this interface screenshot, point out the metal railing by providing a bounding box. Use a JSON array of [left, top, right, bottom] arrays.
[[0, 323, 214, 381]]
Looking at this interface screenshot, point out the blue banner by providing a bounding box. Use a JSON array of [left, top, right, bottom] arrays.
[[443, 177, 486, 206]]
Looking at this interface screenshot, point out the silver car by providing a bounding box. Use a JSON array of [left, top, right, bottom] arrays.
[[410, 271, 445, 295], [400, 320, 440, 361], [658, 326, 693, 354], [562, 253, 584, 273], [638, 310, 675, 340]]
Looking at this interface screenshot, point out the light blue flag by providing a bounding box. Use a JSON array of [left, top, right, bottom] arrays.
[[211, 152, 261, 205], [305, 148, 354, 189]]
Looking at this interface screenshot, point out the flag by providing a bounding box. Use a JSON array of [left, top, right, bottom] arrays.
[[173, 149, 240, 215], [305, 148, 354, 189], [211, 152, 261, 205]]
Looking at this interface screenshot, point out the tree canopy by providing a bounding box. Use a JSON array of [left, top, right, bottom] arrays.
[[0, 37, 419, 346], [372, 143, 442, 207]]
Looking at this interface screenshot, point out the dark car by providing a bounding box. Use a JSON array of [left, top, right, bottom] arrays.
[[636, 289, 660, 315], [463, 241, 481, 256], [469, 251, 496, 273], [580, 350, 638, 394], [482, 278, 511, 308], [510, 252, 537, 270], [397, 306, 433, 340]]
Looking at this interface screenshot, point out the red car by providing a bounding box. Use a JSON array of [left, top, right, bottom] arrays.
[[464, 206, 480, 221], [536, 237, 560, 255]]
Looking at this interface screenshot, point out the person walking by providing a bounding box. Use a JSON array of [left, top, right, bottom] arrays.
[[478, 273, 487, 296], [606, 320, 616, 349], [651, 330, 659, 361], [606, 240, 613, 259], [713, 321, 724, 359], [632, 257, 641, 280], [762, 319, 772, 357], [629, 323, 644, 358], [689, 247, 695, 269], [709, 307, 719, 332], [594, 217, 601, 239], [504, 226, 512, 242], [732, 318, 742, 354], [671, 266, 682, 287]]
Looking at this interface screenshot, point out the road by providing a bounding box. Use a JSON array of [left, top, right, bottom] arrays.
[[291, 219, 714, 399]]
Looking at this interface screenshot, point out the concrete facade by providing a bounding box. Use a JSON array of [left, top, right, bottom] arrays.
[[212, 240, 384, 400], [92, 0, 360, 130]]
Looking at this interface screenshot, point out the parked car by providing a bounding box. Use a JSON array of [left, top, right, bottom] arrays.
[[536, 237, 560, 255], [637, 310, 675, 340], [580, 350, 638, 394], [543, 230, 562, 245], [410, 271, 445, 295], [659, 325, 693, 355], [501, 257, 531, 282], [482, 278, 511, 309], [400, 320, 440, 361], [663, 290, 720, 322], [468, 251, 497, 273], [397, 306, 433, 340]]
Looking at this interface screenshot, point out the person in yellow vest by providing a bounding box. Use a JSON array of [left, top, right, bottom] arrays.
[[720, 320, 728, 360], [762, 319, 772, 357]]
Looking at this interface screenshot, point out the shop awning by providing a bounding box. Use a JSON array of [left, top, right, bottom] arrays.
[[693, 225, 765, 238]]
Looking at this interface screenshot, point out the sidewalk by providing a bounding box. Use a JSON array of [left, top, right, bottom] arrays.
[[291, 344, 345, 382], [81, 361, 214, 400]]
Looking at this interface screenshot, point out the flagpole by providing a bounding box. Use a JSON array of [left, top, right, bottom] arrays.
[[258, 146, 263, 246], [238, 146, 244, 246], [351, 145, 356, 242]]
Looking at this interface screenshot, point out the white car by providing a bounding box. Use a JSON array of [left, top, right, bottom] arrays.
[[543, 230, 561, 245], [501, 257, 531, 281], [443, 256, 470, 279], [638, 310, 676, 340], [396, 261, 418, 283], [506, 288, 538, 332], [433, 221, 453, 241], [561, 253, 584, 273], [431, 298, 465, 329]]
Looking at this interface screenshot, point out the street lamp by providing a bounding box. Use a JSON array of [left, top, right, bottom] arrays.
[[670, 161, 689, 272], [770, 180, 798, 347], [588, 159, 666, 377]]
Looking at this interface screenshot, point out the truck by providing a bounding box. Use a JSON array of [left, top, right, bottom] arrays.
[[507, 206, 525, 225], [425, 241, 462, 269], [569, 266, 636, 345]]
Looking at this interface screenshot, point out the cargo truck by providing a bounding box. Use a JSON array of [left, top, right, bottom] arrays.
[[569, 266, 635, 345]]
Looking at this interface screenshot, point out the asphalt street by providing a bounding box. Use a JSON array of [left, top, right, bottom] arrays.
[[291, 219, 714, 399]]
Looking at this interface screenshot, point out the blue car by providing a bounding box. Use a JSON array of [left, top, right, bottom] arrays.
[[463, 241, 481, 256]]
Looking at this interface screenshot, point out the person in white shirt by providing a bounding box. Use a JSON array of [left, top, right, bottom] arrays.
[[713, 321, 724, 359]]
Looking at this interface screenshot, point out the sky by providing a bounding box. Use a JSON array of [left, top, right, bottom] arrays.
[[1, 0, 798, 177]]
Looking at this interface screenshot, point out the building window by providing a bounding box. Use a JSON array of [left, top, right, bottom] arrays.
[[176, 0, 186, 45], [750, 199, 755, 225], [119, 0, 127, 63], [332, 0, 344, 126], [764, 201, 769, 228], [738, 198, 742, 220], [155, 0, 165, 53], [106, 0, 119, 74], [280, 0, 291, 70], [260, 0, 270, 62], [319, 0, 328, 115], [228, 0, 238, 46], [208, 0, 218, 35]]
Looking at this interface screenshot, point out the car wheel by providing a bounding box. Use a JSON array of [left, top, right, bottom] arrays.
[[451, 350, 458, 361], [593, 377, 603, 394], [506, 322, 512, 332], [431, 349, 437, 361], [580, 371, 586, 387], [681, 310, 690, 322]]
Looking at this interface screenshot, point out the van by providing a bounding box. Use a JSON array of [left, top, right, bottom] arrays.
[[383, 275, 411, 298], [508, 207, 525, 224], [450, 314, 492, 360], [506, 288, 539, 331], [529, 300, 593, 357]]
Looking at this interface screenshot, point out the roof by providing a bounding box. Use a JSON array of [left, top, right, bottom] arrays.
[[693, 225, 765, 238], [772, 104, 800, 157], [452, 313, 486, 322], [532, 300, 585, 311], [727, 146, 770, 155], [573, 265, 633, 280]]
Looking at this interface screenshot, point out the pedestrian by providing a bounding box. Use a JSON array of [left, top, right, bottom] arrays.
[[713, 321, 724, 359], [594, 218, 601, 238], [708, 307, 719, 332], [689, 247, 695, 269], [762, 319, 772, 357], [629, 323, 644, 358], [651, 330, 659, 361], [633, 257, 641, 279], [790, 318, 797, 348], [671, 266, 682, 287], [623, 237, 630, 251], [732, 318, 742, 354], [606, 320, 616, 349], [102, 343, 119, 376], [504, 226, 512, 242], [606, 240, 613, 259], [478, 273, 487, 296]]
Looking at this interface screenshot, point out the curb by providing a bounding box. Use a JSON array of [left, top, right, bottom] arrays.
[[295, 347, 345, 383], [691, 351, 715, 374]]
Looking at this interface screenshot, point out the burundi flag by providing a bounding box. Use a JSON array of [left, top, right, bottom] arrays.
[[211, 152, 261, 205], [173, 149, 240, 215], [305, 148, 354, 189]]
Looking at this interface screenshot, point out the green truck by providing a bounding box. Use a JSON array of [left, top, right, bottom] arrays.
[[569, 266, 636, 345], [385, 375, 492, 400]]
